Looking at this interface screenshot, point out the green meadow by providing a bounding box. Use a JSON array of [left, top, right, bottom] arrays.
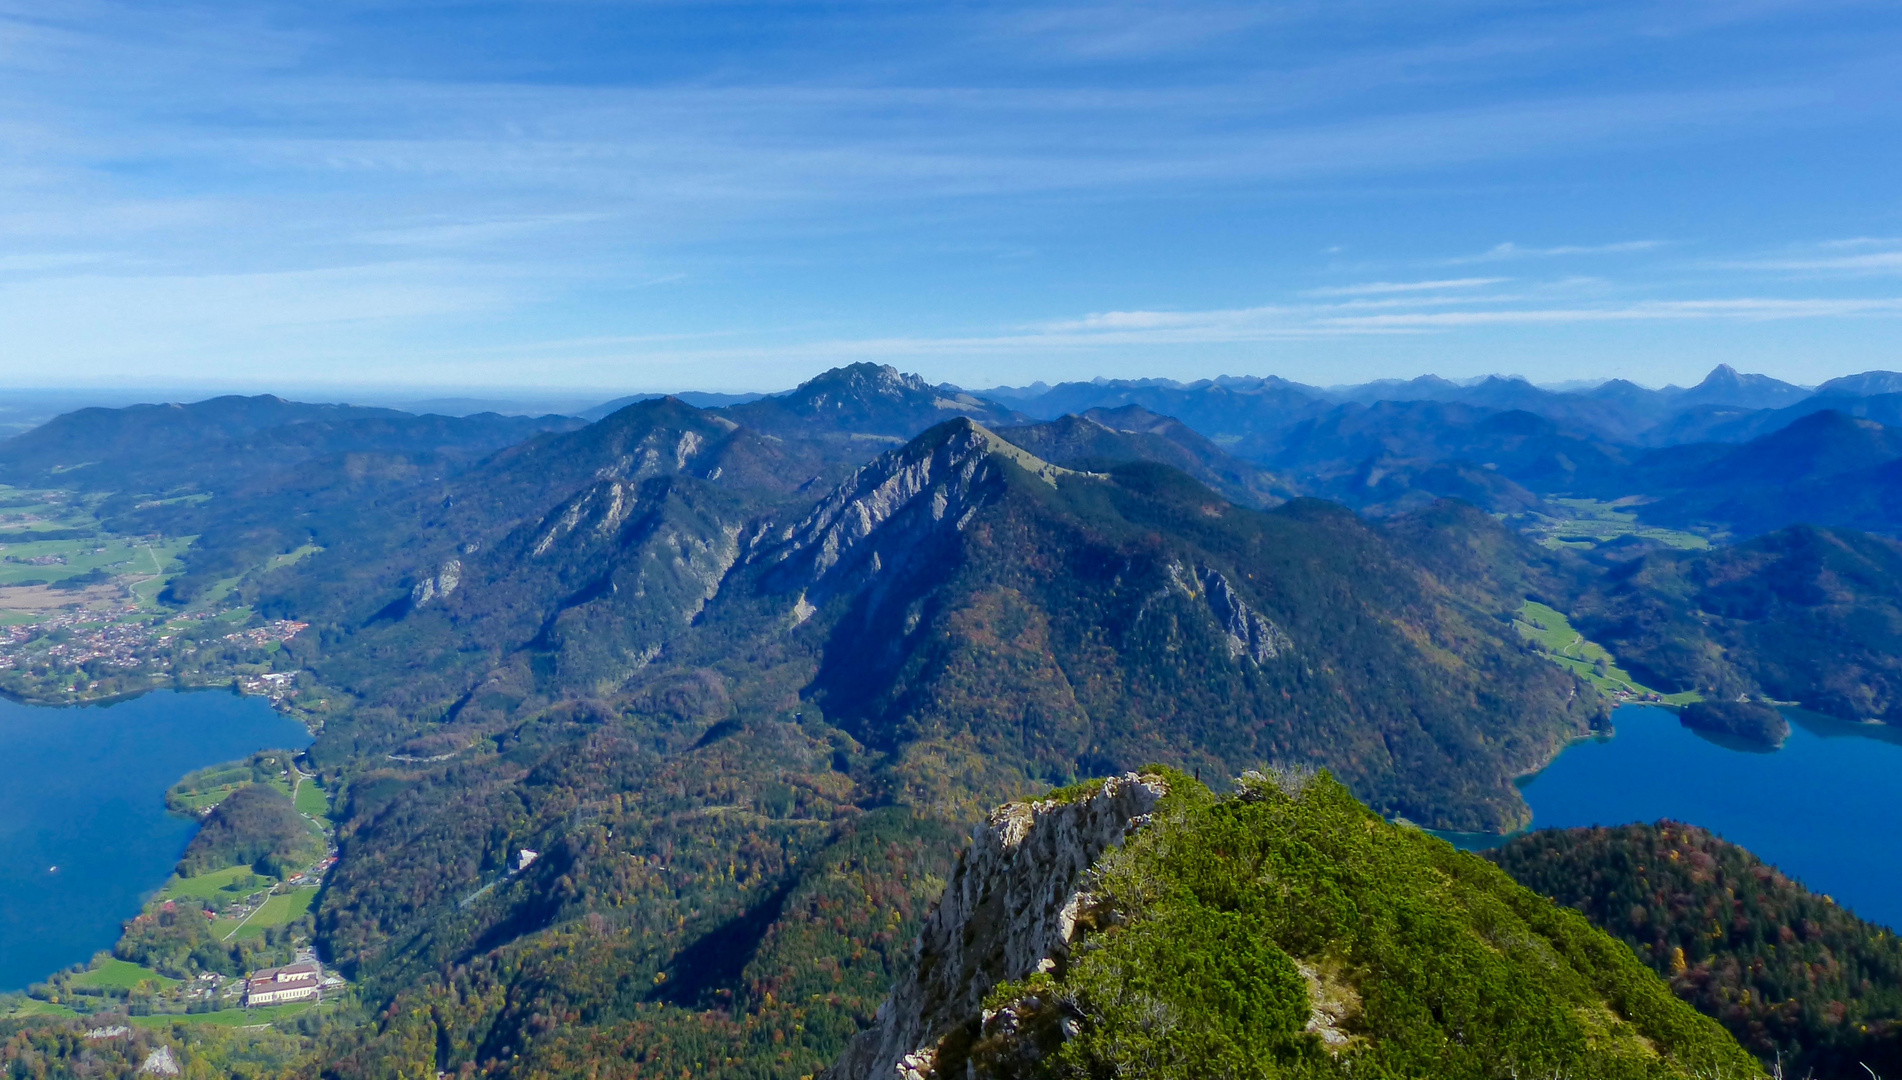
[[156, 865, 277, 905], [1514, 599, 1700, 704], [1525, 497, 1712, 552], [226, 890, 318, 942], [69, 959, 180, 992], [292, 776, 329, 818]]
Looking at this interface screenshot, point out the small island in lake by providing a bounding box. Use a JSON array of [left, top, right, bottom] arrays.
[[1679, 699, 1791, 749]]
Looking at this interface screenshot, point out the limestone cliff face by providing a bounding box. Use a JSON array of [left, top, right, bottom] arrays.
[[754, 418, 1075, 594], [824, 773, 1168, 1080], [1165, 560, 1295, 664]]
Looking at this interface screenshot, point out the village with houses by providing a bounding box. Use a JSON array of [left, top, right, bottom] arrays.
[[0, 484, 318, 708]]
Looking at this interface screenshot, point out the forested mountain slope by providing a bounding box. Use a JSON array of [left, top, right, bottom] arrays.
[[1627, 411, 1902, 538], [1491, 822, 1902, 1077], [271, 416, 1614, 1080], [1569, 525, 1902, 722], [0, 395, 579, 494], [0, 395, 586, 604]]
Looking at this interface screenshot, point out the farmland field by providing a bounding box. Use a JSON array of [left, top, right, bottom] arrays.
[[157, 865, 276, 905], [226, 890, 318, 942], [68, 959, 179, 991], [1513, 599, 1700, 704]]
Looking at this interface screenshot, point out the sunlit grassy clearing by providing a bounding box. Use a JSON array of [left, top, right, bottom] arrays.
[[293, 777, 329, 817], [1513, 600, 1701, 704], [156, 864, 277, 904], [228, 890, 317, 942], [2, 999, 78, 1018], [129, 1000, 337, 1028], [1529, 498, 1712, 552], [69, 959, 180, 991]]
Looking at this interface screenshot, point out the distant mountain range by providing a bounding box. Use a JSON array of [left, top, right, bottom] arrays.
[[6, 361, 1902, 1080]]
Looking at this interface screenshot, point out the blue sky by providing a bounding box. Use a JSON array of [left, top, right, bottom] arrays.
[[2, 0, 1900, 395]]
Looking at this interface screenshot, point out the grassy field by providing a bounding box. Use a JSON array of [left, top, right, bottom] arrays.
[[0, 535, 190, 589], [2, 999, 79, 1019], [69, 959, 180, 992], [293, 776, 329, 817], [0, 485, 192, 595], [129, 1000, 336, 1029], [167, 781, 248, 814], [225, 889, 318, 942], [1522, 497, 1713, 552], [1514, 599, 1701, 705], [157, 865, 277, 904], [265, 545, 323, 572]]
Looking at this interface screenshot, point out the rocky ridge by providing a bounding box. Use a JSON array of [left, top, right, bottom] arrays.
[[756, 418, 1077, 592], [825, 773, 1168, 1080]]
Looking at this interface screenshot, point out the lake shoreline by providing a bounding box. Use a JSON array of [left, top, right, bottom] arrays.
[[0, 689, 313, 991], [1436, 702, 1902, 931]]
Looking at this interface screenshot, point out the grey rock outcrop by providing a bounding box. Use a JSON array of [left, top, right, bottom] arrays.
[[410, 557, 463, 607], [1166, 560, 1294, 663], [756, 418, 1074, 589], [824, 773, 1168, 1080]]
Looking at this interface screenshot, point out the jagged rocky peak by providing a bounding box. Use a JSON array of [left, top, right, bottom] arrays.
[[724, 364, 1023, 439], [787, 363, 996, 411], [806, 363, 935, 403], [825, 773, 1169, 1080], [756, 418, 1078, 581]]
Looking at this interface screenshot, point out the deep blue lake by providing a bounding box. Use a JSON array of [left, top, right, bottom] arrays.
[[0, 690, 311, 991], [1447, 703, 1902, 931]]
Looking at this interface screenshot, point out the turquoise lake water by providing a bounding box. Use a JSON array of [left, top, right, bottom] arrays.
[[1447, 703, 1902, 931], [0, 690, 311, 991]]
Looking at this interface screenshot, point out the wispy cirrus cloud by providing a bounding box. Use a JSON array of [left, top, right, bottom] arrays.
[[1716, 244, 1902, 274], [1445, 240, 1667, 264], [1316, 296, 1902, 328], [1303, 277, 1506, 297]]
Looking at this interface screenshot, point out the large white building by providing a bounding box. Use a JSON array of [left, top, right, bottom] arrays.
[[245, 961, 322, 1006]]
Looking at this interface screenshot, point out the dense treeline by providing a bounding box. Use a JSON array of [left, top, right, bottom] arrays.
[[1489, 822, 1902, 1076], [0, 1014, 321, 1080]]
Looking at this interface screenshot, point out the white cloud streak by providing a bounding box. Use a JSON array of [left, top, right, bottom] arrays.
[[1446, 240, 1667, 264], [1304, 277, 1506, 296]]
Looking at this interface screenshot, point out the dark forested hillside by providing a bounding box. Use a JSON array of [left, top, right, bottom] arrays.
[[1571, 525, 1902, 721], [0, 397, 586, 604], [1264, 400, 1629, 507], [1489, 822, 1902, 1077], [1628, 411, 1902, 538], [0, 395, 580, 494]]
